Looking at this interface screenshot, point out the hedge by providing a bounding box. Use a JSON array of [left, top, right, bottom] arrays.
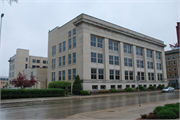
[[1, 89, 65, 99], [109, 89, 117, 92], [80, 90, 90, 95], [48, 81, 71, 89]]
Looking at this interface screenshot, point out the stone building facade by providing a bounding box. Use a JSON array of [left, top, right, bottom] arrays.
[[8, 48, 48, 87], [48, 14, 168, 91]]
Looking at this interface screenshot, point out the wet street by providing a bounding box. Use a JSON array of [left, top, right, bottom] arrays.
[[0, 92, 179, 119]]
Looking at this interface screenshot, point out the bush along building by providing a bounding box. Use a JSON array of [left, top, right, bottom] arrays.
[[48, 13, 168, 92]]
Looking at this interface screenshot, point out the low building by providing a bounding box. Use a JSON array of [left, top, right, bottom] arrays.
[[0, 77, 8, 89], [165, 49, 180, 87], [47, 13, 168, 91], [8, 48, 48, 88], [24, 68, 47, 89]]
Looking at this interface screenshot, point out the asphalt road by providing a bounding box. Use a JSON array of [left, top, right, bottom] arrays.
[[0, 92, 179, 119]]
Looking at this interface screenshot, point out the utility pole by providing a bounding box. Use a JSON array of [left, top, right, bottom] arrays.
[[137, 76, 141, 107]]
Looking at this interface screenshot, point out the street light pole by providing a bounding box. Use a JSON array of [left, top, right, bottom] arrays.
[[0, 13, 4, 45]]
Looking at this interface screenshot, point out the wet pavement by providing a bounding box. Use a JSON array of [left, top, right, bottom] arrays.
[[0, 92, 179, 119]]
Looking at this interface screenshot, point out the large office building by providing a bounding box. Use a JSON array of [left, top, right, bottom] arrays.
[[8, 49, 48, 87], [0, 77, 8, 89], [48, 14, 168, 91]]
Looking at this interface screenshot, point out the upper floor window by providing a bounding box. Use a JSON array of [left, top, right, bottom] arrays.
[[114, 56, 119, 65], [73, 37, 76, 48], [52, 46, 56, 55], [91, 52, 96, 63], [148, 73, 154, 80], [97, 38, 103, 48], [68, 30, 71, 37], [32, 59, 36, 63], [73, 53, 76, 63], [37, 60, 40, 63], [59, 43, 62, 53], [109, 41, 118, 51], [167, 56, 170, 60], [157, 63, 162, 70], [91, 36, 103, 48], [125, 71, 133, 80], [52, 59, 56, 68], [98, 53, 103, 63], [137, 60, 143, 68], [73, 28, 76, 35], [173, 55, 175, 59], [124, 58, 132, 67], [157, 73, 162, 80], [91, 36, 96, 47], [174, 67, 177, 71], [147, 50, 152, 58], [73, 69, 76, 79], [43, 60, 47, 64], [109, 55, 113, 64], [63, 70, 65, 80], [68, 39, 71, 49], [59, 57, 61, 67], [59, 71, 61, 80], [110, 70, 114, 79], [115, 70, 120, 80], [91, 68, 97, 79], [68, 54, 71, 65], [168, 61, 171, 66], [173, 61, 176, 65], [26, 58, 28, 61], [136, 47, 143, 56], [63, 56, 65, 66], [156, 52, 161, 59], [63, 41, 66, 51], [137, 72, 144, 80], [98, 69, 104, 79], [123, 44, 131, 53], [147, 61, 153, 69], [52, 72, 55, 81], [68, 69, 71, 80]]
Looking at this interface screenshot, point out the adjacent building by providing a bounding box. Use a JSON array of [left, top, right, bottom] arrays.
[[165, 49, 180, 87], [48, 13, 168, 91], [8, 48, 48, 88], [0, 77, 8, 89]]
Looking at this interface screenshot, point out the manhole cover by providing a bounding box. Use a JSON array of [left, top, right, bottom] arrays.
[[108, 111, 115, 112]]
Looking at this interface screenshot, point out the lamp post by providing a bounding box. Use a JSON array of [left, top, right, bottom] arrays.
[[0, 13, 4, 44]]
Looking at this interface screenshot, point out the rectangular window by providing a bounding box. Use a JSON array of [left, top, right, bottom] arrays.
[[148, 73, 151, 80], [101, 85, 106, 89], [92, 85, 98, 90], [98, 69, 104, 79], [157, 63, 162, 70], [129, 71, 133, 80], [151, 73, 154, 80], [98, 53, 103, 63], [68, 30, 71, 37], [109, 55, 113, 64], [32, 59, 36, 63], [68, 39, 71, 49], [91, 36, 96, 47], [59, 43, 62, 53], [156, 52, 161, 59], [97, 38, 102, 48], [174, 67, 177, 71], [115, 70, 120, 80], [111, 85, 115, 89], [43, 66, 47, 68], [63, 41, 66, 51], [141, 72, 144, 80], [37, 60, 40, 63], [52, 72, 55, 81], [73, 68, 76, 79], [147, 50, 152, 58], [73, 28, 76, 35], [68, 69, 71, 80], [110, 70, 114, 79], [114, 56, 119, 65], [109, 41, 113, 50], [128, 58, 132, 67], [167, 56, 170, 60], [91, 69, 97, 79], [26, 58, 28, 61], [136, 47, 143, 56], [157, 73, 162, 80], [25, 64, 27, 69], [173, 55, 175, 59], [63, 56, 65, 66], [43, 60, 47, 64], [125, 71, 128, 80], [63, 70, 65, 80], [73, 53, 76, 63], [91, 52, 96, 63], [168, 68, 171, 72], [147, 61, 153, 69], [173, 61, 176, 65], [174, 73, 177, 77], [52, 59, 55, 68], [137, 60, 143, 68], [118, 85, 122, 89], [59, 57, 61, 67], [68, 54, 71, 65], [73, 37, 76, 48], [114, 42, 118, 51], [52, 46, 56, 55], [127, 45, 131, 53], [124, 58, 128, 66], [59, 71, 61, 80], [168, 61, 171, 66]]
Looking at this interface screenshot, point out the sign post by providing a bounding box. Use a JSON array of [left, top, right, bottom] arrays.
[[137, 76, 141, 107]]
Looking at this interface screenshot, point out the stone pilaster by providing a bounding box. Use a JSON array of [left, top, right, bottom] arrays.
[[161, 51, 167, 81], [132, 45, 137, 81], [143, 48, 148, 81], [153, 51, 158, 81], [120, 42, 124, 80], [104, 38, 109, 80]]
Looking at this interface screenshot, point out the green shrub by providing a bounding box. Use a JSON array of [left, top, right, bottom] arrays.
[[176, 103, 179, 108], [1, 89, 65, 99], [148, 86, 155, 90], [72, 75, 83, 95], [157, 85, 164, 90], [109, 89, 117, 92], [48, 81, 71, 89], [98, 90, 111, 93], [124, 87, 133, 92], [167, 107, 179, 117], [136, 85, 145, 91], [157, 110, 177, 119], [153, 106, 167, 114], [80, 90, 90, 95], [165, 103, 177, 108]]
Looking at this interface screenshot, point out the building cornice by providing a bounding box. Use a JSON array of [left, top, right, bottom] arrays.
[[73, 18, 166, 47]]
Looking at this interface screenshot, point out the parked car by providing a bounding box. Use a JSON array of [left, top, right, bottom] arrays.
[[174, 86, 179, 89], [162, 87, 175, 92]]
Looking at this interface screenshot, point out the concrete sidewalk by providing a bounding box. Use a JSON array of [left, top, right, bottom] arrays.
[[1, 90, 164, 104], [66, 99, 180, 120]]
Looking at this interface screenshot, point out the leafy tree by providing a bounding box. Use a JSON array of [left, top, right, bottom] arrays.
[[48, 81, 71, 96], [5, 82, 8, 87], [72, 75, 82, 95], [11, 72, 38, 89]]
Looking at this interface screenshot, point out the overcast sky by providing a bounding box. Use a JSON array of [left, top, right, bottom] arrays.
[[0, 0, 179, 77]]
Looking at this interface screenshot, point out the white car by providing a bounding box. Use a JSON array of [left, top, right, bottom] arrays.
[[162, 87, 175, 92]]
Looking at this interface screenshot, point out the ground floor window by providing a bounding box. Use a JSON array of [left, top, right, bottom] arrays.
[[143, 85, 147, 88], [59, 71, 61, 80], [148, 73, 154, 80], [126, 85, 130, 88], [157, 73, 162, 80], [101, 85, 106, 89], [63, 70, 65, 80], [125, 71, 133, 80], [132, 85, 135, 89], [118, 85, 122, 89], [154, 84, 156, 87], [92, 85, 98, 89], [137, 72, 144, 80], [111, 85, 115, 89]]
